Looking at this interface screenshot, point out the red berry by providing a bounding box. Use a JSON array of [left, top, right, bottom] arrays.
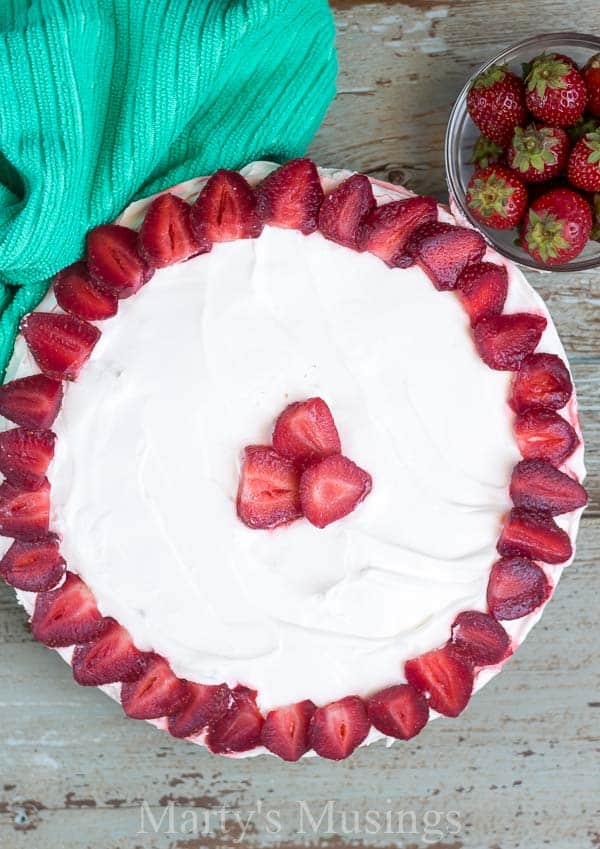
[[404, 646, 473, 718], [466, 165, 528, 229], [318, 174, 376, 250], [521, 187, 592, 265], [450, 610, 510, 666], [139, 193, 201, 267], [168, 683, 232, 739], [525, 53, 587, 127], [261, 700, 316, 761], [406, 221, 486, 290], [567, 130, 600, 191], [510, 459, 587, 516], [487, 556, 551, 620], [0, 375, 63, 430], [72, 619, 148, 686], [467, 65, 527, 146], [0, 479, 50, 540], [191, 169, 262, 246], [87, 224, 153, 298], [272, 397, 341, 466], [236, 446, 302, 530], [510, 352, 573, 414], [0, 535, 65, 592], [0, 428, 55, 490], [456, 261, 508, 325], [308, 696, 370, 760], [360, 195, 438, 267], [300, 454, 372, 529], [507, 124, 569, 183], [206, 686, 264, 754], [472, 312, 546, 371], [54, 261, 118, 321], [31, 572, 108, 647], [256, 159, 324, 235], [514, 409, 579, 466], [582, 53, 600, 118], [367, 684, 429, 740], [21, 313, 100, 381], [497, 507, 572, 564]]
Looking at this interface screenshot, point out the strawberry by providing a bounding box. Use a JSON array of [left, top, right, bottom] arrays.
[[487, 556, 551, 620], [272, 397, 341, 466], [0, 534, 65, 592], [470, 135, 506, 171], [567, 130, 600, 191], [509, 352, 573, 414], [191, 169, 262, 246], [510, 459, 587, 516], [308, 696, 370, 760], [472, 312, 546, 371], [72, 619, 148, 686], [261, 699, 316, 761], [318, 174, 376, 250], [406, 221, 486, 290], [256, 159, 324, 235], [206, 686, 264, 754], [507, 124, 569, 183], [449, 610, 510, 666], [0, 375, 63, 430], [525, 53, 587, 127], [0, 428, 55, 490], [121, 654, 191, 719], [300, 454, 372, 529], [366, 684, 429, 740], [139, 193, 201, 267], [404, 646, 473, 718], [466, 65, 527, 147], [54, 261, 118, 321], [20, 313, 100, 382], [0, 479, 50, 539], [236, 446, 302, 530], [514, 409, 579, 467], [31, 572, 108, 647], [582, 53, 600, 118], [466, 165, 528, 229], [87, 224, 153, 298], [497, 507, 572, 564], [360, 195, 438, 267], [521, 187, 592, 265], [456, 261, 508, 324], [168, 683, 232, 739]]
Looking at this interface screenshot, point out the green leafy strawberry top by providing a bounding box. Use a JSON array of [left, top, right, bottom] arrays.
[[511, 125, 561, 174], [468, 171, 516, 218], [583, 130, 600, 165], [526, 53, 571, 96], [473, 64, 509, 90], [470, 136, 504, 169], [524, 209, 570, 261]]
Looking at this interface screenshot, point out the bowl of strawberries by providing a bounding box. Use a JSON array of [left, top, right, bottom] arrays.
[[445, 32, 600, 271]]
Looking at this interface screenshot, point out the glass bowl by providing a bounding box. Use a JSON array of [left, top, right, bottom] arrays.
[[445, 32, 600, 272]]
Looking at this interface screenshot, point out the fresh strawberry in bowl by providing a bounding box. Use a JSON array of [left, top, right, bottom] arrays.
[[465, 164, 528, 229], [507, 124, 569, 183], [520, 187, 592, 265], [567, 129, 600, 191]]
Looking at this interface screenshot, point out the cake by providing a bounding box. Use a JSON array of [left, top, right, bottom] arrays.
[[0, 160, 587, 761]]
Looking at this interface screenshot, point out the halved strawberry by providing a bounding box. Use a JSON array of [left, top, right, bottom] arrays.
[[236, 446, 302, 530], [0, 428, 55, 490], [168, 682, 232, 739], [87, 224, 153, 298], [472, 313, 547, 370], [121, 654, 191, 719], [0, 534, 65, 592], [510, 459, 587, 516], [20, 313, 100, 381], [514, 409, 579, 466], [487, 556, 551, 620], [261, 699, 316, 761], [0, 375, 63, 430], [300, 454, 372, 529], [272, 397, 341, 466], [318, 174, 376, 250], [497, 507, 572, 564], [139, 193, 201, 267], [456, 261, 508, 325], [360, 196, 438, 267], [308, 695, 370, 760], [509, 352, 573, 413], [450, 610, 510, 666], [404, 646, 474, 717], [191, 169, 262, 246], [406, 221, 486, 290], [366, 684, 429, 740], [206, 686, 264, 754], [72, 618, 148, 686], [256, 159, 324, 235], [54, 261, 118, 321], [0, 479, 50, 539], [31, 572, 108, 647]]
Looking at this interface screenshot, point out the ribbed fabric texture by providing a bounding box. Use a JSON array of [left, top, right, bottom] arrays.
[[0, 0, 336, 373]]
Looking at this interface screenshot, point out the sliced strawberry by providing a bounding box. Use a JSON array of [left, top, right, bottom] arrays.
[[300, 454, 372, 529], [261, 699, 316, 761], [366, 684, 429, 740], [0, 428, 55, 490], [308, 695, 370, 760], [318, 174, 376, 250], [72, 618, 148, 686], [0, 534, 65, 592], [272, 397, 341, 466], [406, 221, 486, 290], [191, 169, 262, 246], [360, 195, 438, 267], [87, 224, 153, 298], [404, 646, 474, 717], [54, 261, 118, 321], [31, 572, 108, 647], [20, 313, 100, 381], [0, 375, 63, 430], [450, 610, 510, 666], [487, 556, 551, 620], [139, 193, 201, 267], [168, 682, 232, 739], [509, 352, 573, 413], [510, 459, 587, 516], [514, 409, 579, 466], [256, 159, 324, 235], [497, 507, 572, 564], [206, 686, 264, 754], [236, 445, 302, 530], [472, 313, 547, 371], [121, 654, 191, 719], [0, 479, 50, 539], [456, 261, 508, 325]]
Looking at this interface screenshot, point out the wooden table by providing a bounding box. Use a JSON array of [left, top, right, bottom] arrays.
[[1, 2, 599, 847]]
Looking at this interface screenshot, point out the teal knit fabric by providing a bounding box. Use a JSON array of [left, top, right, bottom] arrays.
[[0, 0, 336, 373]]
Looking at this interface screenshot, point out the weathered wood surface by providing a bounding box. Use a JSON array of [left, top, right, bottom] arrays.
[[1, 2, 599, 847]]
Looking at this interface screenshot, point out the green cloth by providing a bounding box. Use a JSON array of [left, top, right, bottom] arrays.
[[0, 0, 336, 374]]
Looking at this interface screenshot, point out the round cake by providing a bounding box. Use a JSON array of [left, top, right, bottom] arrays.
[[0, 161, 587, 761]]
